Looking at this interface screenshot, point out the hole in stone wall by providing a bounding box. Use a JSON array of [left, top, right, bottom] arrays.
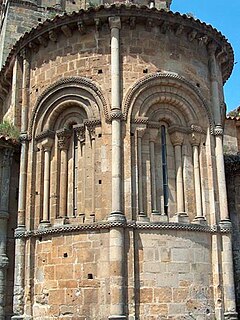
[[63, 252, 68, 258], [38, 18, 42, 22], [196, 83, 200, 88], [206, 309, 210, 314], [203, 142, 206, 146], [98, 133, 102, 138], [36, 88, 38, 92], [131, 132, 134, 136], [143, 68, 148, 73], [99, 180, 102, 184], [88, 273, 93, 279], [39, 236, 42, 242], [98, 69, 103, 74]]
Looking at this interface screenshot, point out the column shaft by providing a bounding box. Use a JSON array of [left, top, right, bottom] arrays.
[[42, 148, 51, 223], [193, 145, 203, 218], [59, 148, 68, 217], [137, 136, 144, 215], [174, 144, 184, 213], [150, 141, 158, 213]]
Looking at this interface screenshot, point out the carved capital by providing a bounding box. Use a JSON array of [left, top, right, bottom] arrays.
[[169, 131, 184, 146], [149, 128, 159, 142], [136, 126, 147, 139], [110, 110, 123, 121], [73, 124, 85, 144], [57, 128, 71, 150], [109, 16, 121, 30], [2, 148, 14, 166], [42, 137, 54, 152], [189, 132, 201, 146], [214, 125, 224, 136]]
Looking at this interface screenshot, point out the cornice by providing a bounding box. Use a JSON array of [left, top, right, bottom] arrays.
[[0, 4, 234, 96], [14, 220, 231, 238]]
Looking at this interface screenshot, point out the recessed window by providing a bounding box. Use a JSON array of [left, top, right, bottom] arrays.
[[88, 273, 93, 279]]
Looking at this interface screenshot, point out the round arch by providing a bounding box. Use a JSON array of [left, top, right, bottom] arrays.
[[123, 73, 213, 131], [29, 77, 109, 139]]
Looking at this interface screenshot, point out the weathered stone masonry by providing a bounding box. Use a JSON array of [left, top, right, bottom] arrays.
[[0, 1, 239, 319]]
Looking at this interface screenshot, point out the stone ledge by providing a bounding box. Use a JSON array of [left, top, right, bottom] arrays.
[[14, 220, 231, 238]]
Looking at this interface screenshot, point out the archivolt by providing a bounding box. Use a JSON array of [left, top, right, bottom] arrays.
[[123, 73, 213, 130], [29, 77, 109, 139]]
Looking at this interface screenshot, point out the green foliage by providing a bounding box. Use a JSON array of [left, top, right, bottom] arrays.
[[0, 120, 20, 141]]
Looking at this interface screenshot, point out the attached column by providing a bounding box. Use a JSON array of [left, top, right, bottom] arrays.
[[136, 126, 146, 217], [0, 148, 13, 320], [57, 129, 71, 220], [12, 49, 30, 319], [40, 138, 53, 227], [108, 16, 126, 320], [169, 130, 189, 223], [208, 42, 238, 319], [190, 131, 206, 224], [149, 128, 159, 215]]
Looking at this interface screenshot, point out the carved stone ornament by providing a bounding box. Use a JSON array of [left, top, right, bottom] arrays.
[[189, 132, 201, 146], [169, 130, 184, 146], [73, 124, 85, 144], [0, 254, 9, 269], [108, 16, 121, 30], [2, 148, 14, 166], [214, 125, 224, 136], [57, 128, 71, 150], [110, 110, 123, 121]]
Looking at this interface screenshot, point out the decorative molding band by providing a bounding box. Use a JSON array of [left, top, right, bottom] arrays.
[[29, 77, 109, 139], [14, 221, 230, 238], [123, 72, 214, 132]]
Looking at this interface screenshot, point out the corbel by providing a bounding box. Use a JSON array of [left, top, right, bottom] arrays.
[[94, 18, 101, 32], [49, 30, 58, 42], [145, 18, 153, 32], [188, 29, 197, 42], [61, 25, 72, 38], [38, 35, 48, 47], [78, 20, 86, 35], [129, 17, 136, 30], [28, 41, 39, 53], [175, 24, 184, 35]]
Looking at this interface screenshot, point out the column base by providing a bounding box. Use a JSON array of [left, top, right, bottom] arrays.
[[55, 217, 70, 225], [39, 220, 51, 229], [224, 311, 238, 320], [137, 214, 149, 222], [192, 216, 207, 225], [171, 212, 189, 224], [108, 212, 126, 223], [151, 214, 168, 223], [108, 316, 127, 320]]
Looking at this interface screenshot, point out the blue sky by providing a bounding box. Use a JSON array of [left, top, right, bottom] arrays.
[[171, 0, 240, 112]]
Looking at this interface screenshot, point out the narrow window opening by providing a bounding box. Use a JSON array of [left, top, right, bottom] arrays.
[[130, 132, 134, 136], [98, 133, 102, 138], [161, 125, 168, 215], [143, 68, 148, 74], [36, 88, 38, 92], [38, 18, 42, 22], [98, 69, 103, 74], [63, 252, 68, 258], [99, 180, 102, 184], [88, 273, 93, 279]]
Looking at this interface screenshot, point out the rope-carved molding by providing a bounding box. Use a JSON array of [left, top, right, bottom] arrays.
[[123, 73, 214, 133], [14, 220, 231, 238], [29, 77, 110, 139]]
